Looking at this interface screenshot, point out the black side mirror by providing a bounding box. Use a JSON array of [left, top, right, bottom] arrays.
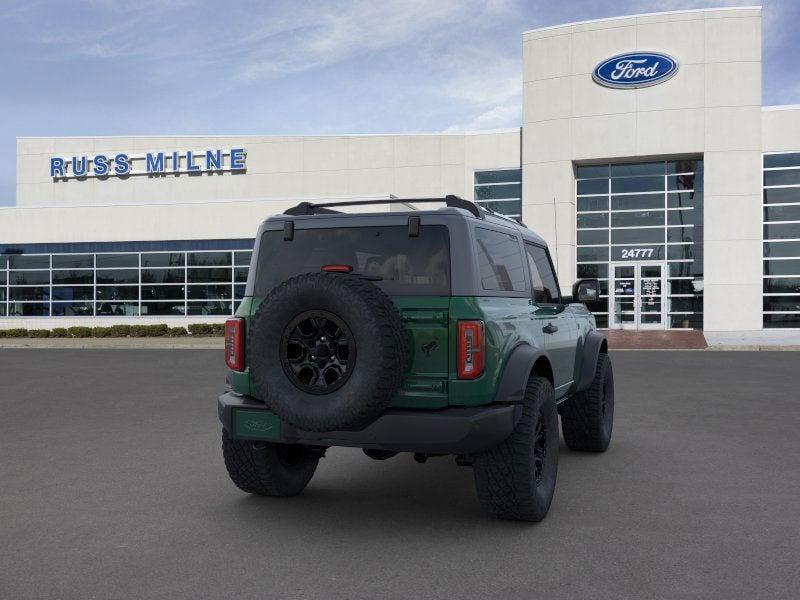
[[572, 278, 600, 304]]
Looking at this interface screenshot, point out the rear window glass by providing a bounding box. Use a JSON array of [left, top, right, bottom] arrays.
[[474, 227, 527, 292], [254, 225, 450, 296]]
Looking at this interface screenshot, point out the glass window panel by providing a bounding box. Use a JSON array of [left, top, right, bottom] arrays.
[[52, 254, 93, 269], [96, 269, 138, 284], [141, 268, 184, 284], [188, 251, 231, 267], [763, 241, 800, 259], [764, 170, 800, 186], [764, 223, 800, 240], [667, 160, 702, 174], [234, 284, 246, 300], [474, 228, 526, 292], [577, 263, 608, 278], [764, 314, 800, 328], [52, 270, 92, 284], [594, 315, 608, 328], [586, 298, 608, 313], [577, 230, 608, 245], [9, 255, 49, 269], [667, 245, 696, 261], [52, 286, 93, 301], [611, 246, 665, 261], [52, 302, 94, 316], [577, 196, 608, 212], [764, 153, 800, 168], [669, 297, 703, 312], [141, 301, 185, 316], [96, 286, 139, 301], [524, 244, 561, 304], [763, 278, 800, 293], [668, 209, 700, 226], [141, 253, 184, 268], [187, 267, 231, 283], [96, 302, 139, 316], [96, 253, 138, 268], [141, 285, 185, 300], [576, 165, 608, 179], [667, 227, 695, 243], [474, 183, 521, 201], [474, 169, 521, 185], [667, 174, 699, 191], [234, 251, 252, 266], [667, 191, 703, 209], [10, 287, 50, 301], [611, 176, 664, 194], [0, 304, 5, 316], [0, 288, 5, 302], [0, 272, 5, 285], [611, 210, 664, 228], [670, 279, 704, 295], [763, 259, 800, 276], [611, 228, 665, 244], [9, 271, 50, 285], [611, 194, 664, 210], [611, 162, 663, 177], [8, 302, 49, 316], [187, 284, 232, 300], [578, 246, 609, 262], [577, 213, 608, 229], [234, 267, 249, 283], [476, 199, 522, 216], [764, 205, 800, 222], [187, 301, 232, 315], [763, 296, 800, 312], [763, 188, 800, 204], [0, 255, 6, 269], [670, 314, 703, 329], [577, 179, 608, 195], [669, 262, 696, 277]]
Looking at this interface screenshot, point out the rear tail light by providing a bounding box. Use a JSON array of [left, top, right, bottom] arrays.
[[457, 320, 484, 380], [225, 318, 245, 371], [321, 264, 353, 273]]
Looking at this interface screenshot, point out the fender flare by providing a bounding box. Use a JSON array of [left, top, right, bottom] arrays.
[[493, 343, 549, 404], [574, 330, 608, 393]]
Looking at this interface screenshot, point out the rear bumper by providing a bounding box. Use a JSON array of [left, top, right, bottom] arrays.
[[217, 392, 520, 455]]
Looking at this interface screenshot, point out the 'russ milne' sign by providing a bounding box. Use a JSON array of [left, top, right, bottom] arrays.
[[593, 52, 678, 89], [50, 148, 246, 179]]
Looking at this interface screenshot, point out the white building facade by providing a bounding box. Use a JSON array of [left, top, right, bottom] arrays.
[[2, 6, 799, 333]]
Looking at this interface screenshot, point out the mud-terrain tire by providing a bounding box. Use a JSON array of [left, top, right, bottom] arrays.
[[248, 272, 408, 432], [222, 429, 318, 496], [559, 353, 614, 452], [472, 376, 559, 522]]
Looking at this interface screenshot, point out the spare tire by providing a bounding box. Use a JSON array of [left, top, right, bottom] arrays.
[[248, 272, 408, 432]]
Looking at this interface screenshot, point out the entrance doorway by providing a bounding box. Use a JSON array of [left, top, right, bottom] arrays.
[[609, 262, 667, 330]]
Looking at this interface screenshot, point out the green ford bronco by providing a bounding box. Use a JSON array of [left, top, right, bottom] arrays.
[[218, 196, 613, 522]]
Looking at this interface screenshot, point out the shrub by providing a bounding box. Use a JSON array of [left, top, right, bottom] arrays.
[[211, 323, 225, 336], [188, 323, 214, 336], [51, 328, 69, 338], [5, 328, 29, 338], [67, 326, 93, 338], [28, 329, 51, 338], [129, 325, 148, 338], [168, 326, 188, 336], [92, 327, 113, 338], [145, 324, 169, 337], [109, 324, 132, 337]]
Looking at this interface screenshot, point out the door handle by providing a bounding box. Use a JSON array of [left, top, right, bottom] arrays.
[[542, 323, 558, 334]]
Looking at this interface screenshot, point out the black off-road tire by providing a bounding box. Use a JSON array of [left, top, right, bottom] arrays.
[[222, 429, 318, 497], [248, 272, 408, 432], [472, 377, 559, 522], [559, 353, 614, 452]]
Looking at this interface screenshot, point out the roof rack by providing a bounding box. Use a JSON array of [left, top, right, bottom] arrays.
[[284, 195, 482, 218]]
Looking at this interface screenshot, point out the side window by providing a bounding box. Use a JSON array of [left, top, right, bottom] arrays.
[[525, 243, 561, 304], [474, 227, 527, 292]]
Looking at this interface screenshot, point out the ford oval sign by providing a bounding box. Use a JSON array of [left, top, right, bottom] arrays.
[[593, 52, 678, 89]]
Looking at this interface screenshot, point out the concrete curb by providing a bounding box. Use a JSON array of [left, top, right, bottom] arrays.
[[0, 338, 224, 349]]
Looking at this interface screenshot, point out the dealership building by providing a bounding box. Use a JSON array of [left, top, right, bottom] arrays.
[[1, 6, 799, 335]]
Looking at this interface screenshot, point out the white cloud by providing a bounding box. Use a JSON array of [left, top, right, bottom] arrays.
[[442, 103, 521, 132]]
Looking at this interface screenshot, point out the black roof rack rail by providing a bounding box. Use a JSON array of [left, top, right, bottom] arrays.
[[283, 195, 483, 219]]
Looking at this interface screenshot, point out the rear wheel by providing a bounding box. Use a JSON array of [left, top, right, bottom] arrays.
[[472, 376, 559, 522], [559, 353, 614, 452], [221, 429, 318, 497]]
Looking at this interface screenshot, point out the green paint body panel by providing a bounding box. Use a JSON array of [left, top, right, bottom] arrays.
[[234, 409, 281, 441]]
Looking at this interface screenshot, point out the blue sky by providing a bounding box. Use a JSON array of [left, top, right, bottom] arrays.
[[1, 0, 798, 206]]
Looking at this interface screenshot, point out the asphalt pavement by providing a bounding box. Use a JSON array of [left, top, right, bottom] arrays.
[[1, 349, 798, 600]]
